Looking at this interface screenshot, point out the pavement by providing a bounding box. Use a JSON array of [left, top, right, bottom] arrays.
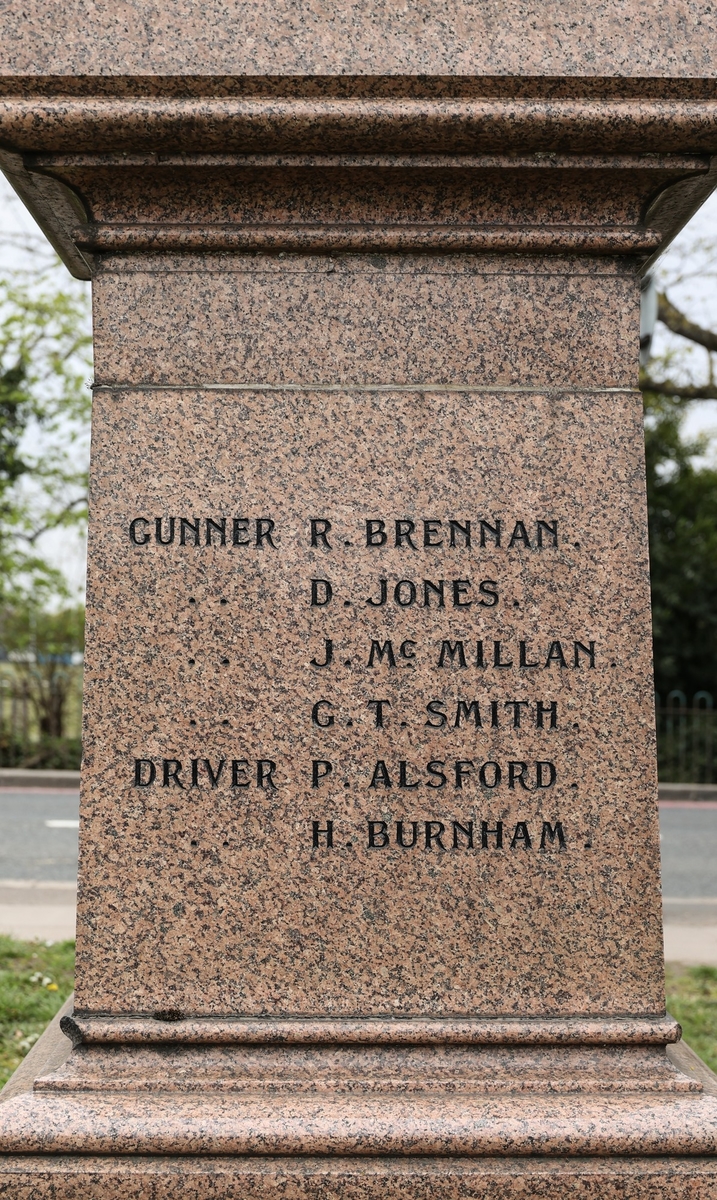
[[1, 786, 717, 962], [0, 880, 77, 942]]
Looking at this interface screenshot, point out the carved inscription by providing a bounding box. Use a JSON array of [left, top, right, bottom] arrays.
[[311, 819, 566, 852], [129, 517, 277, 547], [129, 511, 590, 864]]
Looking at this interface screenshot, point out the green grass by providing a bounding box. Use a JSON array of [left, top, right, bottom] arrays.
[[0, 936, 75, 1088], [666, 963, 717, 1074]]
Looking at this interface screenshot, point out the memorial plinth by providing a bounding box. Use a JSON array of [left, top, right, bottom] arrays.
[[1, 3, 717, 1195]]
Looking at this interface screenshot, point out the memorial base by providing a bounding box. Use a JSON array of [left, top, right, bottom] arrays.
[[1, 1014, 716, 1197], [1, 1155, 717, 1200]]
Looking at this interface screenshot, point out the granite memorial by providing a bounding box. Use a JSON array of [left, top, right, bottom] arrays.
[[1, 1, 717, 1195]]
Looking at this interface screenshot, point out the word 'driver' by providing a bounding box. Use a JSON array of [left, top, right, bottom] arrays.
[[127, 509, 588, 859]]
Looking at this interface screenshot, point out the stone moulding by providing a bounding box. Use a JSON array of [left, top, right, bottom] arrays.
[[1, 88, 717, 277], [2, 1011, 714, 1166], [0, 1008, 713, 1161], [3, 1009, 715, 1168], [70, 223, 664, 254], [61, 1014, 682, 1047], [1, 1155, 717, 1200], [2, 1094, 717, 1158], [1, 94, 717, 155]]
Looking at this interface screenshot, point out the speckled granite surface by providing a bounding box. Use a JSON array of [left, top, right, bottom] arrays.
[[2, 4, 717, 1193], [72, 371, 662, 1018], [2, 1156, 717, 1200], [0, 0, 717, 77]]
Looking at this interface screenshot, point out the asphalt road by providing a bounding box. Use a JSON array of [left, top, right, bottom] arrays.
[[660, 804, 717, 899], [0, 789, 714, 894], [0, 790, 79, 881]]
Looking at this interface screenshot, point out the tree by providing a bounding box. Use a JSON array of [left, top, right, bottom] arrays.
[[0, 208, 91, 766], [644, 391, 717, 699], [641, 235, 717, 700], [0, 602, 84, 767], [642, 292, 717, 403], [0, 268, 91, 601]]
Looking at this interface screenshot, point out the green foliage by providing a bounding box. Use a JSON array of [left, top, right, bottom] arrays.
[[0, 359, 32, 491], [666, 964, 717, 1074], [644, 387, 717, 700], [8, 736, 82, 770], [0, 733, 32, 769], [0, 602, 84, 661], [641, 239, 717, 703], [0, 270, 91, 600], [0, 936, 74, 1088], [0, 603, 84, 743], [0, 245, 90, 765]]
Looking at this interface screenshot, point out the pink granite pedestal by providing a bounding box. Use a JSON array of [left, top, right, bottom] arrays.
[[1, 5, 717, 1195]]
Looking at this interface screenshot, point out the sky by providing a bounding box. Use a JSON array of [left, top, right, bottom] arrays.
[[0, 172, 716, 598], [651, 190, 717, 451]]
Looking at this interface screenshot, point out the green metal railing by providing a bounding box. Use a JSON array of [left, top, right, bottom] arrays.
[[656, 692, 717, 784]]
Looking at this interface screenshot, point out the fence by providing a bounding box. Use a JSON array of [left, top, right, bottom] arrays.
[[655, 692, 717, 784], [0, 667, 83, 769]]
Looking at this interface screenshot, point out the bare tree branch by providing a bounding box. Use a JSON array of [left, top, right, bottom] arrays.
[[640, 377, 717, 401], [18, 494, 88, 545], [658, 292, 717, 353]]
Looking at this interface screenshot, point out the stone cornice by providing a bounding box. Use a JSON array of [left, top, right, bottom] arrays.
[[1, 89, 716, 275]]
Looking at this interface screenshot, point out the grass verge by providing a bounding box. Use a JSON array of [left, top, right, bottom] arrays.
[[0, 935, 74, 1088], [666, 963, 717, 1074]]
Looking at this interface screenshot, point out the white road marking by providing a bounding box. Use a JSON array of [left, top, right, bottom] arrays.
[[44, 820, 79, 829]]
